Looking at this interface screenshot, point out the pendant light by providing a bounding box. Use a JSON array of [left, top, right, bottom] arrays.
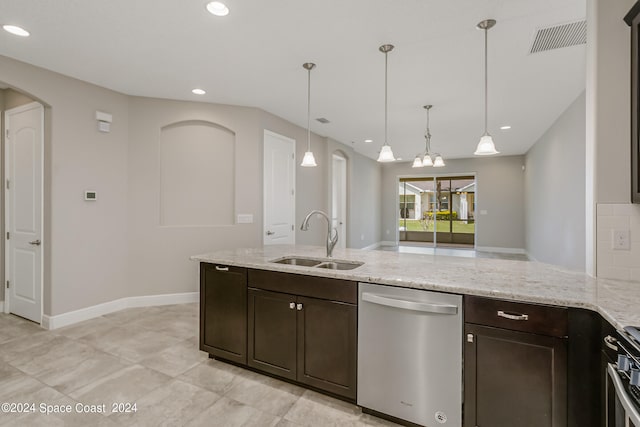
[[301, 62, 318, 167], [474, 19, 500, 156], [377, 44, 396, 162], [412, 105, 445, 168]]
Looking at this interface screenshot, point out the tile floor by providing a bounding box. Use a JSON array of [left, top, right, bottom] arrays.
[[0, 304, 397, 427]]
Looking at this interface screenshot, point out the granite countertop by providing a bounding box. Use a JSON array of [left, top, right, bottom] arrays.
[[191, 245, 640, 330]]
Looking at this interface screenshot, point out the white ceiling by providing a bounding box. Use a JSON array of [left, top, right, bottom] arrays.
[[0, 0, 586, 161]]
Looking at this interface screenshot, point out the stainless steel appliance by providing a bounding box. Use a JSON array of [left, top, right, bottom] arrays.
[[357, 283, 462, 426], [605, 326, 640, 426]]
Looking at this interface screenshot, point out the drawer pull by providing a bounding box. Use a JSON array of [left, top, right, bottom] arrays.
[[215, 266, 230, 271], [604, 335, 619, 351], [497, 310, 529, 321]]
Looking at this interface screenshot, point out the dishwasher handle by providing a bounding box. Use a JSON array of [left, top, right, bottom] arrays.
[[362, 292, 458, 315]]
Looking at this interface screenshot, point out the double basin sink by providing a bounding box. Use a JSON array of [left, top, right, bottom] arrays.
[[271, 256, 363, 271]]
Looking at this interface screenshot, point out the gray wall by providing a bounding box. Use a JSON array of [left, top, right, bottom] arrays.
[[525, 92, 586, 271], [381, 156, 526, 251], [325, 138, 383, 249], [0, 54, 346, 315]]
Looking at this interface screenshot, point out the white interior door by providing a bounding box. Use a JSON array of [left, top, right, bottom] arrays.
[[5, 102, 44, 323], [331, 153, 347, 249], [263, 130, 295, 245]]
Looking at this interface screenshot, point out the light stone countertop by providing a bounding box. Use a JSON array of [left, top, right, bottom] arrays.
[[191, 245, 640, 330]]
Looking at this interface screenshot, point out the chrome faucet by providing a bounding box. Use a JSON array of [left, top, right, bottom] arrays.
[[300, 210, 338, 258]]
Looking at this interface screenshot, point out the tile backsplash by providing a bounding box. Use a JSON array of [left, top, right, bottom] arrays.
[[597, 203, 640, 282]]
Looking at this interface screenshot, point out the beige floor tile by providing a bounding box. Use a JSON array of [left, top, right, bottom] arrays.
[[79, 325, 182, 363], [178, 358, 244, 395], [224, 369, 305, 417], [139, 339, 208, 377], [0, 315, 44, 345], [69, 364, 171, 407], [0, 330, 58, 362], [128, 312, 198, 340], [111, 378, 221, 427], [283, 390, 362, 426], [38, 350, 132, 394], [102, 307, 157, 325], [54, 316, 118, 340], [8, 335, 94, 376], [186, 396, 281, 427]]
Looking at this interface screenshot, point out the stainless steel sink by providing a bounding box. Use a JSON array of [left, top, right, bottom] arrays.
[[272, 257, 322, 267], [270, 256, 363, 270], [315, 261, 363, 270]]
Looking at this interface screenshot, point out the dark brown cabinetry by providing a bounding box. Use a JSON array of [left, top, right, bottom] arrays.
[[247, 269, 357, 400], [464, 296, 568, 427], [200, 263, 247, 365]]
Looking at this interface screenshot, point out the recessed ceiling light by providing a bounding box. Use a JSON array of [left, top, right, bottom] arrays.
[[364, 139, 373, 143], [500, 125, 512, 130], [3, 25, 30, 37], [192, 88, 206, 95], [206, 1, 230, 16]]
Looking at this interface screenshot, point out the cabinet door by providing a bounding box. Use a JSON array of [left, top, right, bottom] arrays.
[[296, 296, 357, 399], [464, 324, 567, 427], [248, 288, 297, 380], [200, 264, 247, 365]]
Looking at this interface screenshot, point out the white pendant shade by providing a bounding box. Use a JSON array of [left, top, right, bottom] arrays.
[[377, 144, 396, 162], [474, 134, 500, 156], [433, 155, 445, 167], [422, 154, 433, 167], [301, 151, 317, 167], [412, 156, 423, 168]]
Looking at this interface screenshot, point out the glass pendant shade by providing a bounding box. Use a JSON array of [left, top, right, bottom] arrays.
[[377, 144, 395, 162], [433, 155, 445, 167], [412, 156, 423, 168], [422, 154, 433, 167], [474, 134, 500, 156], [301, 151, 317, 167]]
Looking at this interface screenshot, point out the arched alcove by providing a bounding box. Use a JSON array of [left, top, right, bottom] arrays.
[[159, 120, 236, 226]]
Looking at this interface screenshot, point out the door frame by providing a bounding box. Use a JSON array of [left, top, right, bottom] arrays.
[[331, 151, 348, 249], [263, 129, 296, 245], [4, 101, 45, 321], [396, 172, 477, 249]]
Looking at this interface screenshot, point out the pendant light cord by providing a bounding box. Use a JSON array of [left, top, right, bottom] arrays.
[[384, 50, 388, 145], [425, 108, 431, 153], [307, 67, 311, 151], [484, 27, 488, 134]]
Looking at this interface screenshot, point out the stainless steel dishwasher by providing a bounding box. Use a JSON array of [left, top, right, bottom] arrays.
[[358, 282, 462, 426]]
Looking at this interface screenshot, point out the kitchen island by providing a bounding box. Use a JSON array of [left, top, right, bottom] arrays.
[[191, 244, 639, 330]]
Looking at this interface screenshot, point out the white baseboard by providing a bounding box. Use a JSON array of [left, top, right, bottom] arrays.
[[475, 246, 526, 255], [42, 292, 199, 330]]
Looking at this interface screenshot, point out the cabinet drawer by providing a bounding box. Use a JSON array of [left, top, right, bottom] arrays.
[[465, 295, 568, 337], [248, 269, 357, 304]]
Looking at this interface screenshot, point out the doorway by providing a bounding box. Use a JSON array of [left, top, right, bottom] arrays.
[[398, 175, 475, 248], [331, 152, 347, 249], [4, 101, 44, 323], [263, 130, 296, 245]]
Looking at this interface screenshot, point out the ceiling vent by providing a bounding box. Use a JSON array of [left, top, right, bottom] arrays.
[[529, 20, 586, 54], [316, 117, 330, 124]]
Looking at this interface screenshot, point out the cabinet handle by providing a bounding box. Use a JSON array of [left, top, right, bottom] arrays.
[[497, 310, 528, 321], [604, 335, 619, 351], [215, 266, 229, 271], [296, 303, 303, 311], [289, 302, 295, 309]]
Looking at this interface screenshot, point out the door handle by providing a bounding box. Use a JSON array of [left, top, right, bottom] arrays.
[[266, 231, 275, 235], [29, 240, 41, 246], [361, 292, 458, 315], [497, 310, 528, 321], [215, 266, 229, 272]]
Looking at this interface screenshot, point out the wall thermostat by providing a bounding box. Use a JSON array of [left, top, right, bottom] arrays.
[[84, 190, 97, 201]]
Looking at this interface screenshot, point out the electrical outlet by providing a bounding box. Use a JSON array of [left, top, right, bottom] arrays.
[[612, 229, 630, 251]]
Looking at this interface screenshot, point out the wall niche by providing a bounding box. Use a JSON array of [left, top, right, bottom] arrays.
[[159, 120, 235, 226]]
